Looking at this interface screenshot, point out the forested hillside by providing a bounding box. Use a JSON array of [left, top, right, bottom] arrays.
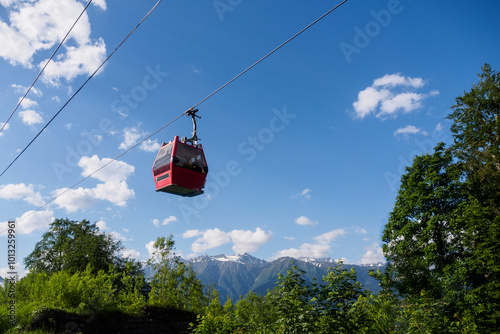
[[0, 64, 498, 333]]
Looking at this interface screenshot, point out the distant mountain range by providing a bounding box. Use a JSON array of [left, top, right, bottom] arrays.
[[187, 254, 386, 303]]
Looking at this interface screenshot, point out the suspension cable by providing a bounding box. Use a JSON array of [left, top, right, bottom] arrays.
[[5, 0, 349, 228], [0, 0, 163, 179], [0, 0, 94, 135]]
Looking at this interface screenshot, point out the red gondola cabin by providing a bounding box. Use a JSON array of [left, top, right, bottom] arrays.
[[152, 136, 208, 197]]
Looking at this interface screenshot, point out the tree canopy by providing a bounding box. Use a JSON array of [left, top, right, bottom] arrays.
[[24, 218, 125, 275], [382, 63, 500, 331]]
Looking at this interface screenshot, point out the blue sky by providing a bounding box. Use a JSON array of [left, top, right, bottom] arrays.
[[1, 0, 499, 277]]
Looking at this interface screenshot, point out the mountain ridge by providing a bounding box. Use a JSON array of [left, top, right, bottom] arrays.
[[187, 254, 386, 302]]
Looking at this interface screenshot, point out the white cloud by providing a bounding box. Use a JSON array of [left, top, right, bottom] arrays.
[[0, 0, 107, 85], [379, 93, 423, 117], [110, 230, 129, 242], [229, 228, 273, 254], [373, 73, 424, 88], [40, 38, 107, 86], [91, 0, 107, 10], [352, 87, 391, 119], [52, 155, 135, 212], [352, 73, 437, 119], [119, 125, 145, 150], [146, 241, 156, 258], [122, 248, 140, 260], [65, 123, 72, 130], [0, 122, 10, 136], [19, 109, 43, 125], [13, 210, 54, 234], [162, 216, 177, 225], [19, 97, 38, 109], [152, 219, 160, 227], [183, 227, 273, 254], [394, 125, 428, 139], [11, 84, 43, 97], [52, 186, 96, 212], [119, 125, 160, 153], [359, 243, 386, 264], [355, 227, 368, 234], [284, 236, 295, 241], [78, 155, 134, 183], [96, 220, 109, 230], [314, 229, 347, 244], [0, 262, 28, 279], [435, 122, 443, 131], [0, 183, 45, 206], [292, 188, 312, 200], [140, 139, 161, 153], [272, 243, 331, 260], [295, 216, 318, 226], [184, 228, 231, 253]]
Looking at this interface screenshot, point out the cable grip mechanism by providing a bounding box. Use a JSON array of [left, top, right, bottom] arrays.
[[184, 108, 201, 146]]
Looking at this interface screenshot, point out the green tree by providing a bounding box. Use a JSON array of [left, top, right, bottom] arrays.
[[382, 64, 500, 331], [382, 143, 466, 299], [24, 218, 125, 275], [447, 63, 500, 330], [147, 235, 208, 314]]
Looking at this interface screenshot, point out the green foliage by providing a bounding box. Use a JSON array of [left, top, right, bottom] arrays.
[[24, 218, 124, 275], [381, 64, 500, 332], [192, 262, 369, 334], [147, 235, 208, 314]]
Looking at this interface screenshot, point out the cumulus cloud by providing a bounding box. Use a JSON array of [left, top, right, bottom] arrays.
[[145, 241, 156, 258], [359, 243, 386, 264], [272, 243, 331, 260], [0, 183, 45, 206], [0, 122, 10, 136], [19, 97, 38, 109], [19, 109, 43, 125], [0, 262, 28, 279], [295, 216, 318, 226], [183, 228, 231, 253], [0, 0, 107, 85], [122, 248, 140, 260], [352, 73, 437, 120], [394, 125, 428, 139], [272, 228, 347, 260], [229, 228, 273, 254], [314, 229, 347, 244], [96, 220, 109, 230], [140, 139, 161, 152], [119, 124, 159, 152], [8, 210, 54, 234], [183, 227, 273, 254], [152, 216, 177, 227], [11, 84, 43, 97], [52, 155, 135, 212]]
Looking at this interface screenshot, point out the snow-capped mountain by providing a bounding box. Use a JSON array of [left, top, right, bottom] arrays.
[[188, 254, 385, 303]]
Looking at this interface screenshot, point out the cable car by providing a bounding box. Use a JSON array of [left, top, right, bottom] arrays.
[[152, 109, 208, 197]]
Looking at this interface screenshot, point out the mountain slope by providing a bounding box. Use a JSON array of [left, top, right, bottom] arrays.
[[189, 254, 385, 302]]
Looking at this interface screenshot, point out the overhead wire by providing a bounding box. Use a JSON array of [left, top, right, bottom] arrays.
[[0, 0, 163, 179], [0, 0, 94, 135], [5, 0, 349, 228]]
